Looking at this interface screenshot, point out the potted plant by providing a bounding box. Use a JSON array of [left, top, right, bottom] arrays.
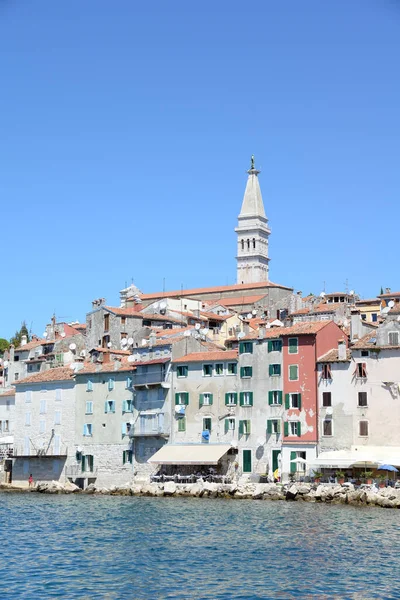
[[313, 471, 323, 484], [336, 471, 345, 484], [364, 471, 374, 484], [378, 474, 386, 488]]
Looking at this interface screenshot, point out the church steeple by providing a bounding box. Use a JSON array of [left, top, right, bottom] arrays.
[[235, 156, 271, 284]]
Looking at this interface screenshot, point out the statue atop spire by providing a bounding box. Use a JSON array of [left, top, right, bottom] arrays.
[[247, 154, 260, 175]]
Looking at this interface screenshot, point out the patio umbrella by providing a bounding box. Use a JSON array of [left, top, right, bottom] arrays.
[[290, 457, 307, 464], [378, 464, 398, 482]]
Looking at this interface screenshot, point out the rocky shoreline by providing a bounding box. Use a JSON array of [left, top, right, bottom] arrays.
[[2, 480, 400, 508]]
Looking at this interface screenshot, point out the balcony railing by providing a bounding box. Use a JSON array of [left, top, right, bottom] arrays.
[[13, 445, 68, 457], [65, 465, 98, 477], [131, 425, 169, 437], [132, 372, 169, 387]]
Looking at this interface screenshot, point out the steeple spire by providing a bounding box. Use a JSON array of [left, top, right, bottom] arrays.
[[235, 156, 271, 284]]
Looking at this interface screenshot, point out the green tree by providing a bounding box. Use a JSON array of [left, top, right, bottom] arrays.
[[9, 321, 31, 348], [0, 338, 9, 356], [380, 286, 384, 295]]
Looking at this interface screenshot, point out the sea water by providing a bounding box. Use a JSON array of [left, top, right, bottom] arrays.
[[1, 494, 399, 599]]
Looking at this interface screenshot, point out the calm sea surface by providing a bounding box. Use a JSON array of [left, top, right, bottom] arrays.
[[1, 494, 399, 599]]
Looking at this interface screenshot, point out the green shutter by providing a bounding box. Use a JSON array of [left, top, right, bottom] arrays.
[[249, 392, 253, 406], [268, 340, 273, 353], [284, 421, 289, 436], [277, 364, 281, 375], [278, 391, 283, 405], [248, 343, 253, 354], [104, 401, 108, 413], [184, 392, 189, 405], [224, 419, 229, 434], [175, 393, 180, 405], [277, 420, 281, 434], [248, 367, 252, 377], [268, 391, 273, 405], [199, 394, 204, 407], [240, 367, 245, 378], [239, 392, 244, 406], [285, 393, 290, 409], [81, 455, 86, 472], [239, 342, 245, 354], [178, 417, 186, 432], [290, 451, 297, 473], [247, 420, 251, 434], [267, 420, 272, 434], [269, 364, 273, 376], [225, 393, 230, 405], [298, 393, 302, 409], [239, 420, 243, 434], [209, 394, 213, 405], [297, 422, 301, 437]]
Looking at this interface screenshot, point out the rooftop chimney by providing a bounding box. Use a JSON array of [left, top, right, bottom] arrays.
[[338, 340, 347, 361], [21, 335, 27, 346]]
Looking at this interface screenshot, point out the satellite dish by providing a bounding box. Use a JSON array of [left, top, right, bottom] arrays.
[[69, 343, 76, 351], [247, 313, 252, 320], [202, 328, 209, 335], [184, 330, 191, 337], [388, 300, 395, 308], [107, 342, 112, 348], [160, 301, 167, 310], [127, 355, 135, 363], [195, 323, 201, 330], [127, 337, 134, 346], [60, 332, 66, 338], [121, 338, 128, 346], [252, 309, 257, 315], [237, 332, 245, 339], [320, 292, 326, 297], [349, 290, 355, 296], [141, 339, 147, 346], [3, 361, 9, 368], [43, 332, 48, 338]]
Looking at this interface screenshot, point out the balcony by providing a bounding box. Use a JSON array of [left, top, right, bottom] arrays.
[[65, 465, 98, 478], [13, 445, 68, 457], [132, 372, 170, 388], [130, 426, 169, 437], [131, 413, 168, 437]]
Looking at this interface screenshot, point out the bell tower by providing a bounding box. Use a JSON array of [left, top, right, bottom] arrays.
[[235, 156, 271, 284]]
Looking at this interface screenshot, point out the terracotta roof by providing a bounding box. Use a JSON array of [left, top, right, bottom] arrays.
[[155, 327, 194, 337], [317, 348, 351, 363], [228, 321, 332, 342], [140, 281, 293, 300], [14, 339, 46, 352], [76, 359, 136, 375], [71, 323, 87, 330], [355, 299, 381, 305], [16, 367, 75, 385], [218, 295, 267, 307], [199, 311, 231, 321], [104, 306, 144, 318], [290, 303, 343, 317], [0, 388, 15, 397], [351, 332, 379, 349], [173, 350, 238, 363], [91, 348, 131, 356], [390, 304, 400, 314], [141, 313, 184, 324], [378, 292, 400, 299]]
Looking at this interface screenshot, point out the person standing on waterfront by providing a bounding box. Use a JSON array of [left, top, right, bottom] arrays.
[[28, 474, 33, 488]]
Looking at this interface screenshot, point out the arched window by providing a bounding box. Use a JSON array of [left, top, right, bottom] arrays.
[[247, 239, 250, 249], [252, 238, 256, 249], [241, 239, 244, 250]]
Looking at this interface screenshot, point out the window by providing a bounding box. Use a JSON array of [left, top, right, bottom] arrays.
[[203, 364, 212, 377], [252, 238, 256, 249], [25, 412, 31, 426], [239, 420, 251, 435], [14, 373, 19, 380], [225, 392, 237, 406], [322, 392, 331, 407], [224, 418, 235, 432], [121, 422, 132, 436], [268, 340, 282, 352], [122, 399, 133, 413], [285, 393, 301, 409], [203, 418, 212, 432], [358, 392, 368, 407], [14, 356, 20, 362], [359, 420, 369, 436], [288, 338, 298, 354], [241, 239, 244, 250], [178, 417, 186, 432], [108, 377, 115, 391], [361, 350, 369, 357], [177, 365, 188, 378], [240, 391, 253, 406], [240, 366, 252, 378], [175, 392, 189, 405], [269, 364, 281, 376], [389, 332, 399, 346], [215, 363, 224, 376], [285, 421, 301, 436], [85, 401, 93, 414], [2, 420, 9, 433], [83, 423, 93, 436], [55, 388, 62, 401], [86, 379, 93, 392], [104, 313, 110, 331], [123, 450, 133, 464], [25, 391, 31, 403], [371, 313, 378, 322], [247, 239, 250, 249], [40, 399, 46, 414], [268, 390, 282, 405], [82, 455, 94, 473], [361, 314, 367, 321], [39, 419, 46, 434], [289, 365, 299, 381], [321, 364, 332, 380], [355, 363, 367, 378], [239, 341, 253, 354], [105, 400, 116, 413], [54, 411, 61, 425], [227, 362, 237, 375], [267, 419, 280, 434], [126, 376, 133, 388], [199, 393, 213, 406], [121, 316, 126, 327], [323, 419, 332, 436]]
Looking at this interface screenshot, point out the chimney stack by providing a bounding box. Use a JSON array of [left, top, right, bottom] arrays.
[[21, 335, 28, 347], [338, 340, 347, 361]]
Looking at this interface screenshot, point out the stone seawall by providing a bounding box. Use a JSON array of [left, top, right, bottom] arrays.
[[5, 480, 400, 508]]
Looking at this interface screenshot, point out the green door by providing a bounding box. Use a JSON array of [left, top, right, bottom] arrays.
[[272, 450, 281, 472], [243, 450, 252, 473], [290, 451, 297, 474]]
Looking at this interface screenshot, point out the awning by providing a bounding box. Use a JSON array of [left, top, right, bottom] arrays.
[[311, 447, 400, 469], [148, 444, 231, 465]]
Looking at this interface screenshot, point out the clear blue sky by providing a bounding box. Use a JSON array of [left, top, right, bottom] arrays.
[[1, 0, 399, 338]]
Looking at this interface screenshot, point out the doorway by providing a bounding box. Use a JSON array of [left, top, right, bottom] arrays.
[[243, 449, 252, 473]]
